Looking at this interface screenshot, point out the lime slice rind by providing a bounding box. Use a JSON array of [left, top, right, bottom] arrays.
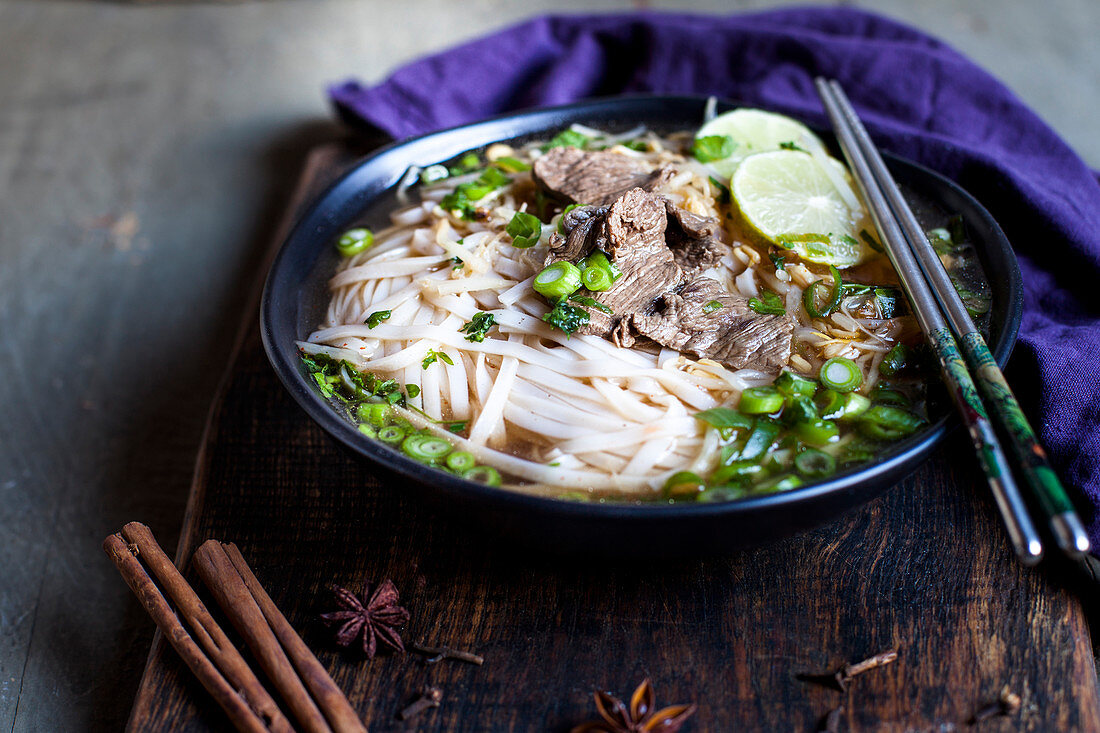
[[730, 150, 871, 268]]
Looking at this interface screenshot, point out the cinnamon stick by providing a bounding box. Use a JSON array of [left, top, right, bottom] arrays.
[[193, 541, 341, 733], [104, 530, 286, 733], [221, 542, 366, 733]]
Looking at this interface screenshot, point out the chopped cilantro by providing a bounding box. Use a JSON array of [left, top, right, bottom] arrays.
[[542, 299, 590, 336], [451, 256, 464, 269], [708, 176, 731, 204], [768, 252, 786, 271], [748, 291, 786, 315], [405, 384, 421, 399], [365, 310, 391, 328], [567, 293, 613, 315], [859, 228, 884, 253], [505, 210, 542, 248], [460, 312, 496, 342], [440, 168, 512, 219], [422, 349, 455, 369], [779, 141, 807, 153], [542, 129, 590, 151], [702, 299, 725, 314], [692, 135, 736, 163]]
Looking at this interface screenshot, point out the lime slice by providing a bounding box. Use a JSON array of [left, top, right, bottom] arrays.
[[697, 108, 824, 179], [730, 150, 870, 268]]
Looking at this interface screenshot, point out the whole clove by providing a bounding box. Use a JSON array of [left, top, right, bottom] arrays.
[[800, 649, 898, 692], [970, 686, 1021, 725], [835, 650, 898, 692], [820, 705, 844, 733], [410, 642, 484, 666], [398, 686, 443, 721]]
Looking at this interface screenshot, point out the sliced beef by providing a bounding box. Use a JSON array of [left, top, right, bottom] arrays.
[[663, 200, 728, 277], [622, 278, 794, 372], [532, 146, 674, 206], [545, 204, 608, 265], [664, 201, 726, 241], [575, 188, 682, 337]]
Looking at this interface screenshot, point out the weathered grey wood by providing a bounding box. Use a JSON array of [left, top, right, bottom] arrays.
[[1, 1, 1099, 731]]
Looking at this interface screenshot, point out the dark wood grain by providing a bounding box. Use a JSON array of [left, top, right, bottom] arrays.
[[124, 144, 1100, 733]]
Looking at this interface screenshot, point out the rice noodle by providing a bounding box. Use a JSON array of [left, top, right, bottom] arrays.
[[307, 130, 910, 499]]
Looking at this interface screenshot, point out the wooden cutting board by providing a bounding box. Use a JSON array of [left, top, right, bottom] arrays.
[[125, 142, 1100, 732]]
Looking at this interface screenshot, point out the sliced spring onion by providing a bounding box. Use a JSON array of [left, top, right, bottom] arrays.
[[581, 250, 623, 282], [377, 426, 406, 445], [581, 266, 613, 292], [840, 438, 879, 464], [803, 265, 842, 318], [401, 434, 453, 462], [738, 387, 785, 415], [356, 402, 390, 428], [783, 396, 818, 425], [461, 465, 503, 487], [879, 343, 909, 376], [506, 211, 542, 248], [697, 486, 746, 503], [709, 460, 765, 486], [757, 474, 804, 493], [858, 405, 924, 441], [819, 357, 862, 393], [357, 424, 377, 438], [793, 418, 839, 446], [775, 371, 817, 399], [445, 451, 476, 472], [336, 228, 374, 257], [794, 449, 837, 479], [870, 384, 911, 407], [739, 419, 782, 461], [663, 471, 706, 499], [419, 164, 450, 185], [558, 203, 580, 234], [493, 156, 531, 172], [818, 390, 870, 421], [534, 261, 583, 299]]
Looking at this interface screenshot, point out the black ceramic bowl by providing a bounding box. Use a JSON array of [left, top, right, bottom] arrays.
[[261, 96, 1022, 554]]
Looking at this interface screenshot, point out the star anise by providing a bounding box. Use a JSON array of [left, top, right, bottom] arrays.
[[571, 679, 696, 733], [320, 580, 410, 658]]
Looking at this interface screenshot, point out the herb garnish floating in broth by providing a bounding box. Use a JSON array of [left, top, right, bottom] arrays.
[[299, 107, 991, 503]]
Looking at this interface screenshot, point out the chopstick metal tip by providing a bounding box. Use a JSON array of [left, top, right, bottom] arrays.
[[1051, 512, 1091, 556]]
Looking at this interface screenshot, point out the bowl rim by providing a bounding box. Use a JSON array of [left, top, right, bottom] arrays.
[[260, 93, 1022, 522]]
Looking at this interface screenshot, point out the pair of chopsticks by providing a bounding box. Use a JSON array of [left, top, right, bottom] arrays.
[[104, 523, 365, 732], [814, 79, 1089, 565]]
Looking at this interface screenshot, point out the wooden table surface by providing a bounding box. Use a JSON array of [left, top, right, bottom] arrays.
[[118, 143, 1100, 732], [3, 2, 1100, 731]]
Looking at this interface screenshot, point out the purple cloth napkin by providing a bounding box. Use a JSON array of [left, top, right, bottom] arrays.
[[329, 8, 1100, 547]]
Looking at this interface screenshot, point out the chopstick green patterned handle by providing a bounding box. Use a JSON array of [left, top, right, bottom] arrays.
[[815, 79, 1044, 565], [823, 79, 1089, 557], [958, 333, 1088, 552]]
